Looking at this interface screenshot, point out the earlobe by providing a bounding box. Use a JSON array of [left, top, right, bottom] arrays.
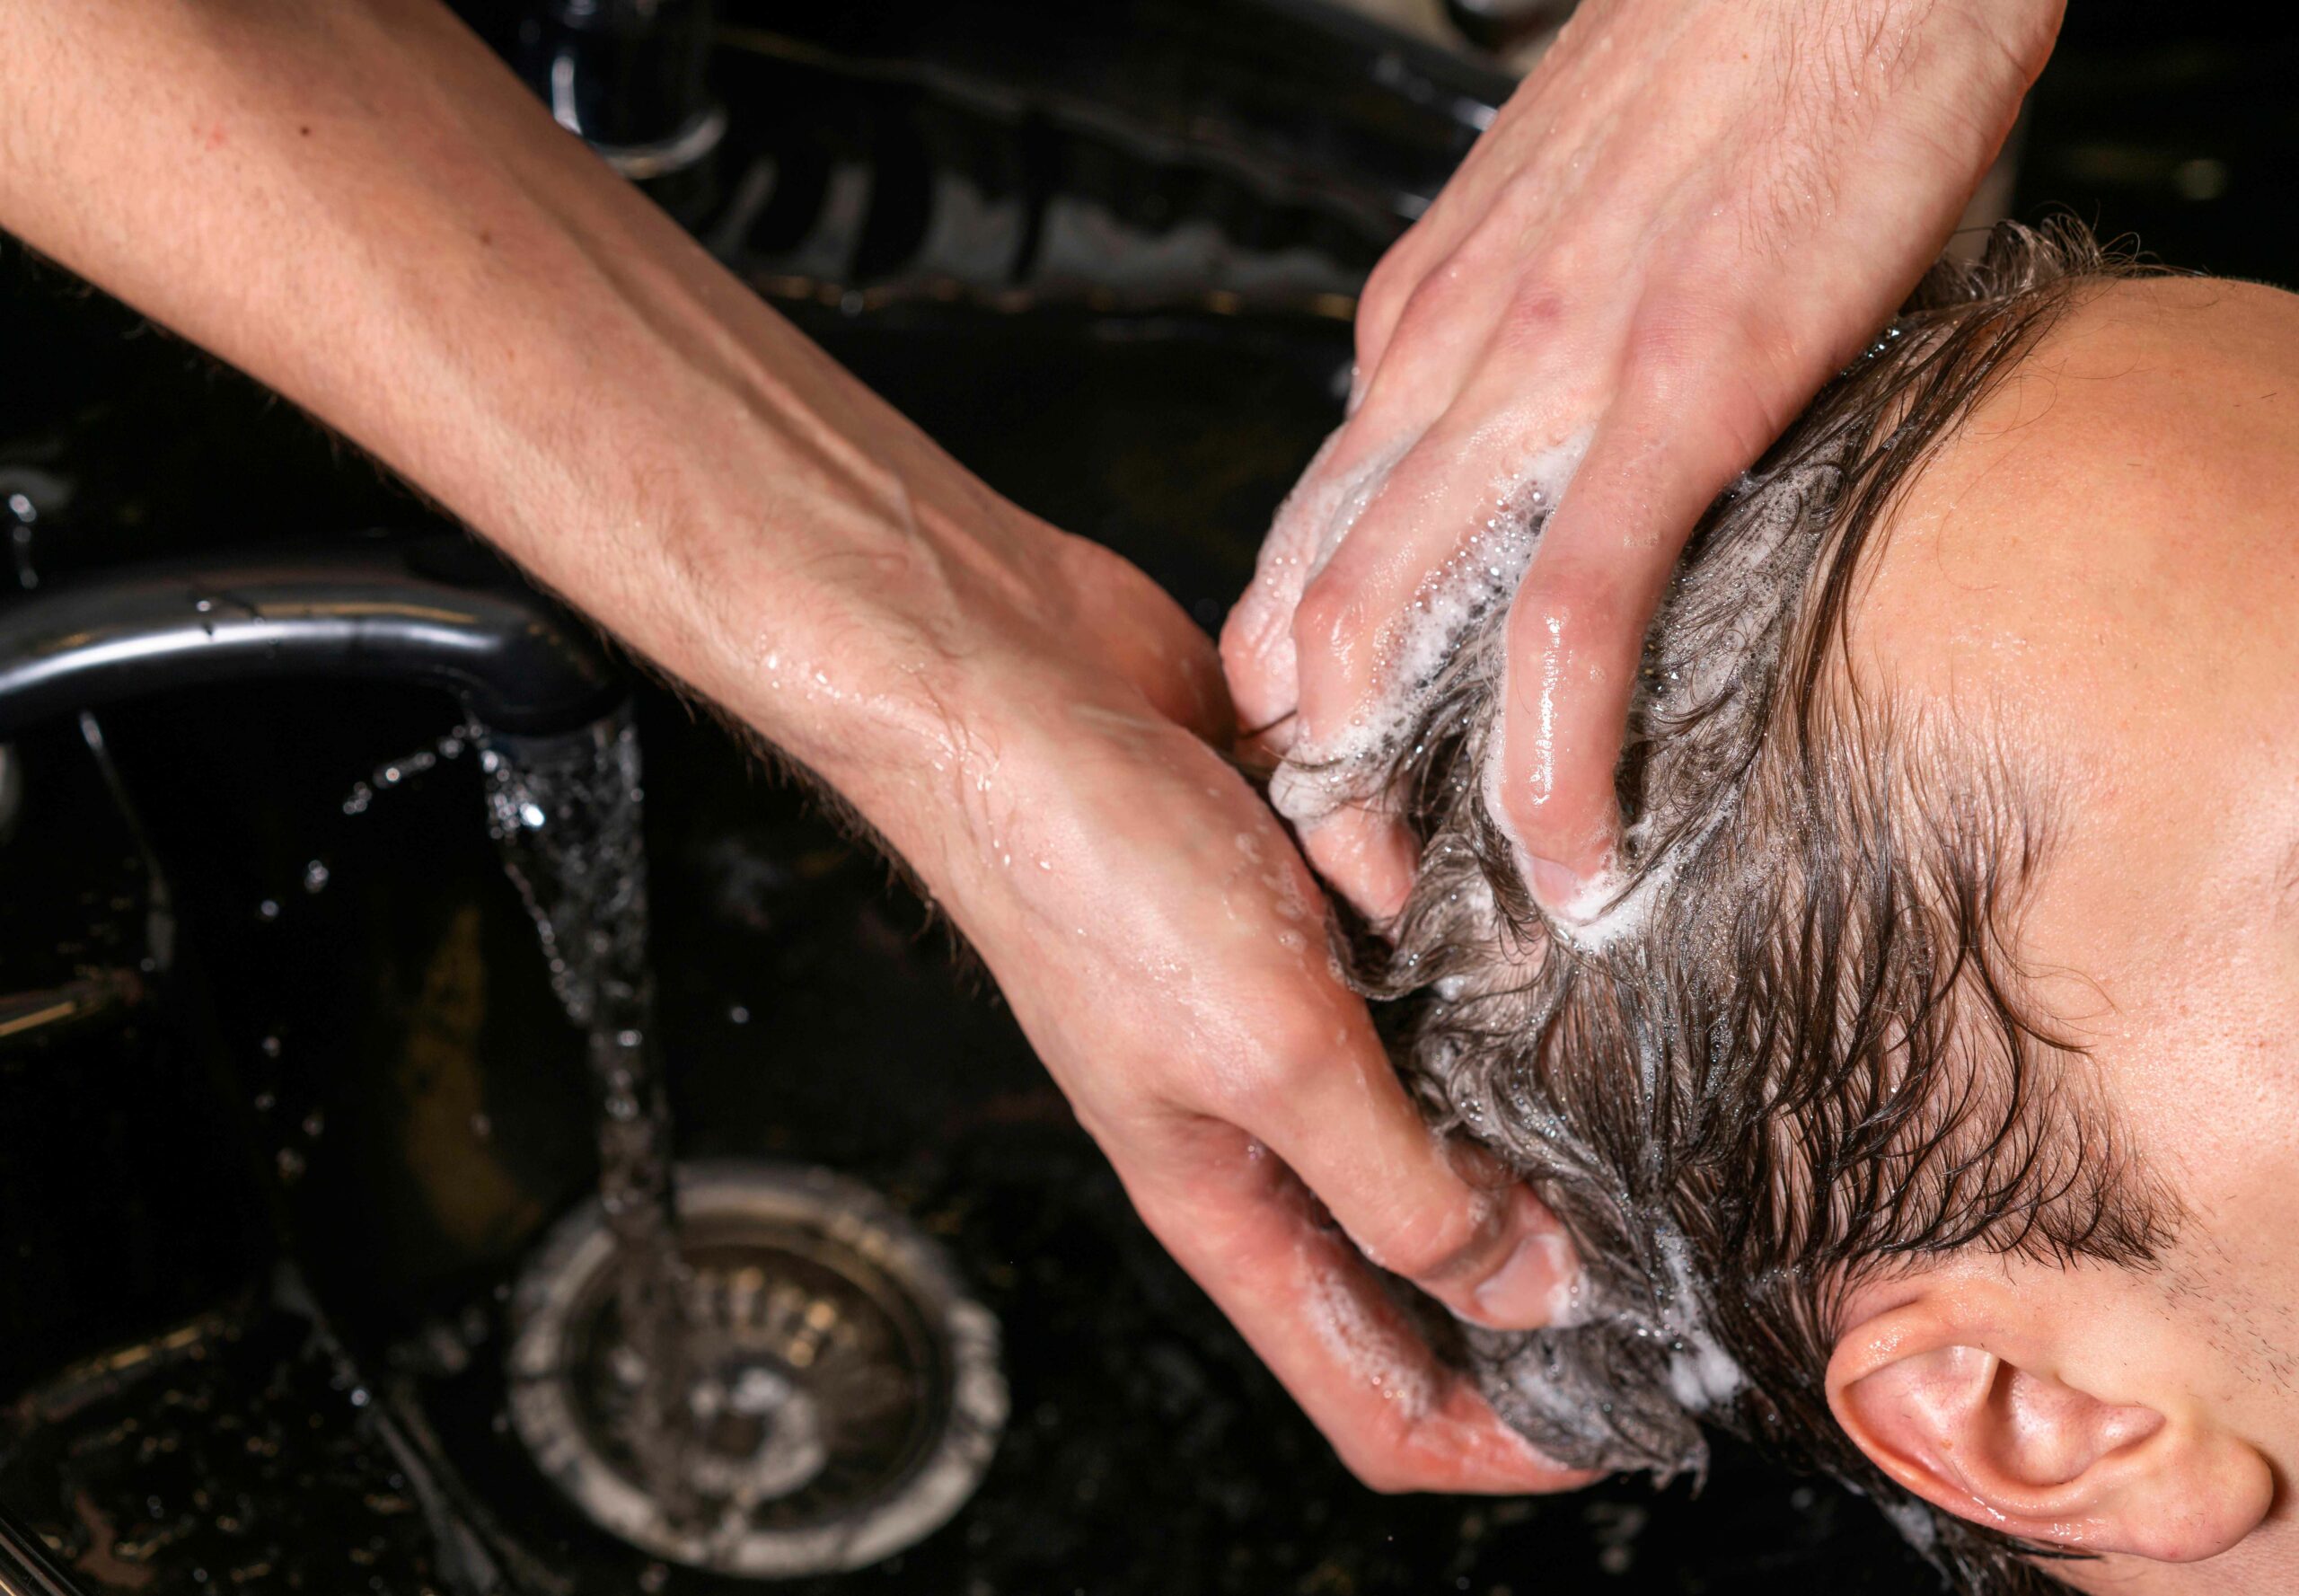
[[1827, 1295, 2273, 1564]]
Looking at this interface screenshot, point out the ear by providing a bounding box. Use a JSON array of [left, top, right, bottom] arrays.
[[1827, 1292, 2272, 1563]]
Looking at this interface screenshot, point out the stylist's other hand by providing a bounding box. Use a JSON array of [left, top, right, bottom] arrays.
[[1223, 0, 2061, 919], [714, 450, 1588, 1494], [0, 0, 1585, 1497]]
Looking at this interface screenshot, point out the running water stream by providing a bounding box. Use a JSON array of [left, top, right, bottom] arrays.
[[476, 705, 696, 1514]]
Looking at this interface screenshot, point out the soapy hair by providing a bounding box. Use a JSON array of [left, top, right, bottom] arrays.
[[1344, 221, 2177, 1596]]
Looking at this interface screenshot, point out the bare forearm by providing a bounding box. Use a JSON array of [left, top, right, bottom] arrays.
[[0, 0, 976, 772], [0, 0, 1622, 1495]]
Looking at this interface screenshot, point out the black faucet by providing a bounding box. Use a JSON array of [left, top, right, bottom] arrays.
[[0, 537, 622, 741]]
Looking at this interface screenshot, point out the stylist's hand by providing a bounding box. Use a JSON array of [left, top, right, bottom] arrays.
[[718, 445, 1587, 1494], [1223, 0, 2060, 919]]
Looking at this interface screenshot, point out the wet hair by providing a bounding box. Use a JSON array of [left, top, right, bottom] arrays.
[[1350, 221, 2180, 1595]]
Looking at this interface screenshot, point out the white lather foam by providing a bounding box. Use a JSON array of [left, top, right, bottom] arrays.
[[1652, 1226, 1746, 1413]]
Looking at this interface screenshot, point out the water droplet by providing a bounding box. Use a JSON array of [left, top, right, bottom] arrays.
[[302, 860, 330, 894], [727, 1004, 751, 1025], [276, 1148, 306, 1184], [470, 1112, 493, 1140], [256, 898, 280, 921], [260, 1036, 282, 1058], [519, 801, 547, 829]]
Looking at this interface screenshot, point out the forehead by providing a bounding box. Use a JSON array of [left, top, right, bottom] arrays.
[[1852, 276, 2299, 724], [1849, 277, 2299, 866], [1848, 272, 2299, 1218]]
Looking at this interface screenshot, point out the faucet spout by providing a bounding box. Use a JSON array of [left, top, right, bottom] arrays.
[[0, 538, 623, 738]]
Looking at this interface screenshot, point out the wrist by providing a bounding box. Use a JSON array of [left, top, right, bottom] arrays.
[[621, 473, 1067, 852]]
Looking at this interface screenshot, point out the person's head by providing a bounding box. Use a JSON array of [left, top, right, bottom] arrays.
[[1360, 223, 2299, 1594]]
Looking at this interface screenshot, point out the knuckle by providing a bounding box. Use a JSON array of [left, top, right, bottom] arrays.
[[1208, 1001, 1345, 1128], [1355, 239, 1423, 352], [1489, 280, 1569, 362], [1511, 560, 1628, 653], [1290, 570, 1363, 661], [1370, 1199, 1484, 1286], [1355, 293, 1401, 375], [1619, 304, 1713, 407], [1622, 295, 1797, 454], [1388, 263, 1465, 353], [1217, 601, 1275, 690], [1211, 1044, 1317, 1129]]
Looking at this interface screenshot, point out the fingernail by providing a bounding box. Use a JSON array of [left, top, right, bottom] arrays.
[[1470, 1224, 1580, 1330], [1524, 854, 1586, 916]]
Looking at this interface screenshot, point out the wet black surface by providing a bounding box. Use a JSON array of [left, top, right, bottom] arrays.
[[2, 1308, 448, 1596], [2, 1, 2292, 1592]]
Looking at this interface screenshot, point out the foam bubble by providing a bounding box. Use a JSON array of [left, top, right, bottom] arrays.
[[1300, 1243, 1440, 1415], [1874, 1491, 1942, 1555], [1653, 1226, 1745, 1413]]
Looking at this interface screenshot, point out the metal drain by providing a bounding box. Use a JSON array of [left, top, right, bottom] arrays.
[[505, 1161, 1006, 1578]]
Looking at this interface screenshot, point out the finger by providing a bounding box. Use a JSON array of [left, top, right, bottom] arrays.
[[1220, 430, 1349, 753], [1347, 59, 1573, 384], [1349, 242, 1505, 436], [1296, 800, 1419, 924], [1288, 406, 1587, 760], [1118, 1128, 1596, 1495], [1493, 391, 1759, 913], [1278, 394, 1594, 923], [1230, 998, 1580, 1333], [1221, 428, 1415, 757]]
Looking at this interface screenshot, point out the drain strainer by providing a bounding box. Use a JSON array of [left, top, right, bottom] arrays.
[[505, 1161, 1007, 1578]]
